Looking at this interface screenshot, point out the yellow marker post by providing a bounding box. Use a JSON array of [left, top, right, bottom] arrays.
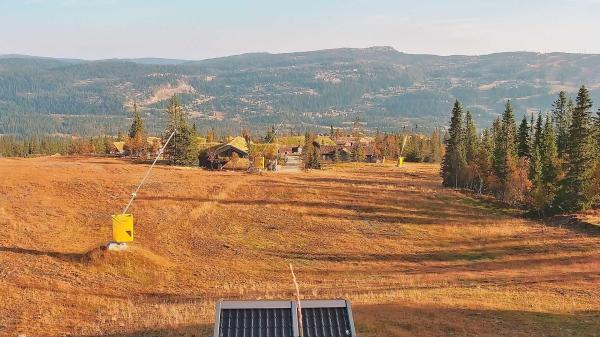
[[255, 156, 265, 169], [397, 156, 405, 167], [112, 214, 134, 243], [382, 156, 386, 165]]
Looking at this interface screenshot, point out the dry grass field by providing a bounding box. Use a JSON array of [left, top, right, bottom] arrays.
[[0, 157, 599, 337]]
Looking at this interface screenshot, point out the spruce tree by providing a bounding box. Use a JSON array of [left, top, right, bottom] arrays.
[[529, 112, 535, 145], [303, 133, 313, 169], [332, 148, 340, 163], [429, 128, 443, 163], [441, 100, 467, 188], [163, 95, 198, 165], [310, 143, 321, 169], [533, 112, 543, 150], [473, 128, 494, 194], [129, 103, 144, 138], [517, 115, 530, 158], [303, 133, 321, 169], [528, 144, 546, 213], [491, 117, 501, 149], [595, 108, 600, 151], [540, 116, 560, 186], [264, 125, 277, 143], [493, 101, 517, 187], [558, 86, 596, 211], [502, 101, 517, 156], [127, 102, 147, 156], [532, 115, 561, 211], [464, 111, 479, 163], [551, 91, 572, 157]]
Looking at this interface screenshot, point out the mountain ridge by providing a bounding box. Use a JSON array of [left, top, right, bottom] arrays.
[[1, 46, 600, 136], [4, 46, 600, 64]]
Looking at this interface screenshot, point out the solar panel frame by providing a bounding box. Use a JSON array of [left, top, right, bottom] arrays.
[[214, 299, 356, 337]]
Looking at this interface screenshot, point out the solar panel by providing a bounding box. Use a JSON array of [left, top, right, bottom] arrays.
[[220, 308, 293, 337], [301, 300, 355, 337], [213, 300, 356, 337]]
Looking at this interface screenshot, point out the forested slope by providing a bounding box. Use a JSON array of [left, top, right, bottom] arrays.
[[2, 47, 600, 136]]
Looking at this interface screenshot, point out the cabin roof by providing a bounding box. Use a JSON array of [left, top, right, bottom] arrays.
[[209, 136, 250, 157], [112, 141, 125, 153], [224, 136, 249, 153]]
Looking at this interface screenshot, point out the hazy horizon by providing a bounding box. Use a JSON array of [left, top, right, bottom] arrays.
[[4, 46, 600, 62], [2, 0, 600, 60]]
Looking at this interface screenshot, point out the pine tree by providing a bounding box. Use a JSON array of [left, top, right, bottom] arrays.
[[163, 95, 198, 165], [517, 115, 530, 158], [558, 86, 596, 211], [464, 111, 479, 163], [551, 92, 572, 157], [441, 100, 467, 188]]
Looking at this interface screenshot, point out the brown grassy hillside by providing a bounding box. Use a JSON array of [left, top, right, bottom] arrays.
[[0, 157, 599, 337]]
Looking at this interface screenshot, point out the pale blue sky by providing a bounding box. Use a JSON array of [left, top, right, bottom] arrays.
[[1, 0, 600, 59]]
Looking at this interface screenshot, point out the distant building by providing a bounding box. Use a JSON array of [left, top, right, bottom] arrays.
[[319, 145, 351, 161], [318, 142, 376, 163], [278, 145, 302, 156], [334, 136, 374, 148], [110, 141, 126, 155], [198, 136, 249, 170], [214, 136, 249, 158]]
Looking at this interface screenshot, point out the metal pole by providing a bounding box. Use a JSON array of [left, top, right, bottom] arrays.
[[121, 131, 176, 214]]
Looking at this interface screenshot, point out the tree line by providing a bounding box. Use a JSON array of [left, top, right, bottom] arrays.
[[441, 86, 600, 214], [301, 125, 444, 169], [0, 134, 119, 157]]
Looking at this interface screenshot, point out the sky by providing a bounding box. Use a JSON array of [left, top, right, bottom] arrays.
[[1, 0, 600, 60]]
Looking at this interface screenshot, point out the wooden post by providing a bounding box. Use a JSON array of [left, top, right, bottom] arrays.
[[290, 264, 304, 337]]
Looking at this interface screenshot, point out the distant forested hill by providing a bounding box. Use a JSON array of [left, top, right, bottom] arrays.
[[1, 47, 600, 136]]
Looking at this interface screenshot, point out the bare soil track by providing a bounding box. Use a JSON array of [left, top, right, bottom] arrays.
[[0, 157, 599, 336]]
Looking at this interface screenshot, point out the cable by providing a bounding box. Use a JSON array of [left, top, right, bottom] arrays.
[[121, 131, 176, 214]]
